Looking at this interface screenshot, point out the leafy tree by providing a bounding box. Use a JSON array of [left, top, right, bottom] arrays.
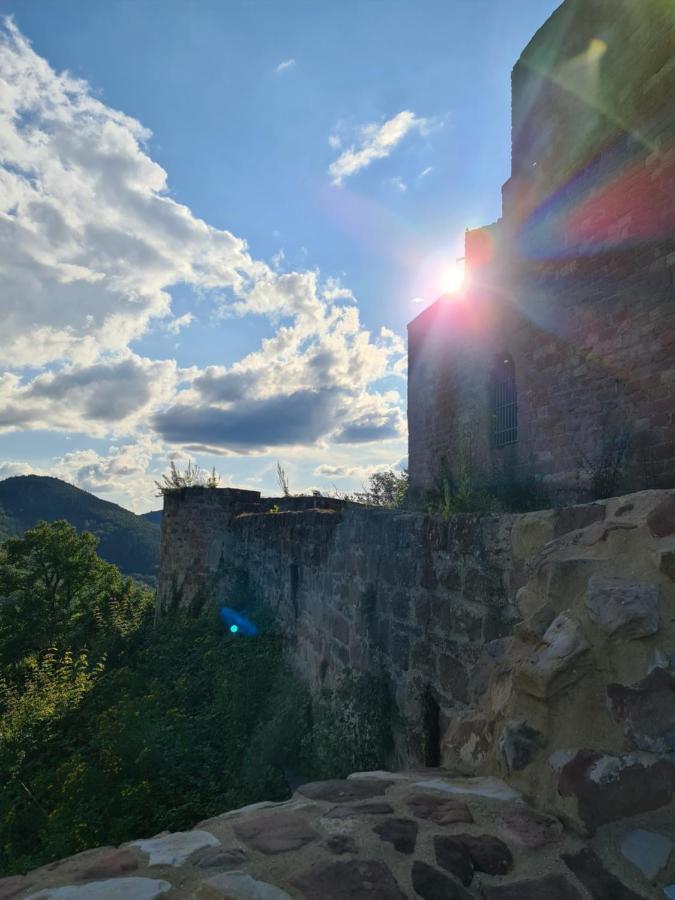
[[353, 469, 409, 508], [0, 521, 152, 673]]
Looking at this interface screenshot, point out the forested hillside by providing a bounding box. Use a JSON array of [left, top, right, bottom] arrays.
[[0, 522, 392, 876], [0, 476, 160, 583]]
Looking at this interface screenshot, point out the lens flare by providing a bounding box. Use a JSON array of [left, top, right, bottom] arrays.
[[440, 263, 465, 294], [219, 606, 258, 636]]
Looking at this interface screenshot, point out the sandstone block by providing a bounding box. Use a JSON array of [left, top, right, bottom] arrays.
[[298, 778, 393, 802], [562, 848, 646, 899], [131, 831, 220, 867], [493, 803, 563, 849], [404, 792, 473, 825], [607, 667, 675, 753], [620, 828, 673, 879], [26, 878, 172, 900], [233, 810, 319, 854], [558, 749, 675, 829], [411, 861, 471, 900], [647, 494, 675, 537], [293, 859, 406, 900], [373, 817, 418, 854], [498, 720, 546, 772], [515, 612, 591, 699], [192, 872, 292, 900], [585, 576, 659, 638], [482, 875, 583, 899]]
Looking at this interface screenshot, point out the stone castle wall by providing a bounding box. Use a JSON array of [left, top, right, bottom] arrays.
[[407, 0, 675, 502], [157, 486, 675, 834]]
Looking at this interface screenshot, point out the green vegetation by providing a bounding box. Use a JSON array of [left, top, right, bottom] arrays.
[[0, 522, 396, 876], [352, 469, 409, 508], [0, 476, 159, 584], [154, 461, 220, 495]]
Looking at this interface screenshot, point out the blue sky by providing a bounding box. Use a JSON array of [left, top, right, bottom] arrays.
[[0, 0, 559, 511]]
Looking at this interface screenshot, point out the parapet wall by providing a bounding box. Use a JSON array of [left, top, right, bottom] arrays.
[[157, 487, 675, 830]]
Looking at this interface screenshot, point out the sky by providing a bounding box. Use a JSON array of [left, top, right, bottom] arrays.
[[0, 0, 560, 512]]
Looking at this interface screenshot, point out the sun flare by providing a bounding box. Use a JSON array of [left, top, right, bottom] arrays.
[[440, 263, 465, 294]]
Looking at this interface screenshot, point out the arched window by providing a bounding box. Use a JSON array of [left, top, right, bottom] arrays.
[[491, 353, 517, 447]]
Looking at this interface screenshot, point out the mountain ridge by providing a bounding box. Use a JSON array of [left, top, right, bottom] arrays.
[[0, 475, 160, 583]]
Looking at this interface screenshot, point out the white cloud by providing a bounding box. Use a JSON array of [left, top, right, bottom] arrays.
[[391, 176, 407, 192], [275, 58, 296, 74], [0, 19, 409, 492], [0, 18, 263, 369], [419, 166, 433, 178], [328, 111, 430, 186], [166, 313, 195, 335], [328, 134, 341, 149]]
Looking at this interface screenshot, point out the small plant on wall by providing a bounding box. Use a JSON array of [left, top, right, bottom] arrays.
[[154, 461, 220, 495]]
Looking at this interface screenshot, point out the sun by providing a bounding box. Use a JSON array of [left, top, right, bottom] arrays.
[[440, 263, 465, 294]]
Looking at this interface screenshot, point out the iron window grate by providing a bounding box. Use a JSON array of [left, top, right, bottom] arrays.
[[492, 354, 517, 448]]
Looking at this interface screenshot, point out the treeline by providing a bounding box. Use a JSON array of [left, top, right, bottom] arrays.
[[0, 521, 394, 876]]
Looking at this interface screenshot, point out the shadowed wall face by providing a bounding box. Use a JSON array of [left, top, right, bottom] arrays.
[[408, 0, 675, 502]]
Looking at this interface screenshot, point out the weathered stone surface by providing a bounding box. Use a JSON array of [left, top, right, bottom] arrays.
[[585, 576, 659, 639], [0, 876, 30, 900], [514, 604, 556, 644], [455, 834, 513, 876], [324, 834, 357, 854], [515, 612, 591, 699], [132, 831, 220, 866], [77, 849, 140, 881], [433, 836, 473, 885], [25, 878, 172, 900], [404, 793, 473, 826], [562, 848, 647, 899], [297, 779, 393, 802], [411, 860, 471, 899], [656, 548, 675, 582], [619, 828, 673, 879], [194, 847, 248, 869], [441, 714, 493, 772], [482, 875, 583, 899], [493, 803, 563, 849], [292, 860, 406, 900], [498, 720, 545, 771], [511, 510, 555, 559], [233, 810, 319, 854], [558, 749, 675, 829], [373, 817, 418, 854], [323, 802, 394, 819], [646, 495, 675, 537], [413, 777, 521, 802], [192, 872, 292, 900], [607, 667, 675, 753]]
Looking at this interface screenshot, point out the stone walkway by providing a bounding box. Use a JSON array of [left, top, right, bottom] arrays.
[[2, 770, 673, 899]]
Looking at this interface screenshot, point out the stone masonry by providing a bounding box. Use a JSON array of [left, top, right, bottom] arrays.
[[407, 0, 675, 502]]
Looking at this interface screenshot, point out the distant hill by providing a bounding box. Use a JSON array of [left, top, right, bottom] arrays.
[[0, 476, 160, 584], [140, 509, 163, 525]]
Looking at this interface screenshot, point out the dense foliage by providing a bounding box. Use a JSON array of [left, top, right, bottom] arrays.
[[0, 477, 160, 584], [0, 521, 395, 876]]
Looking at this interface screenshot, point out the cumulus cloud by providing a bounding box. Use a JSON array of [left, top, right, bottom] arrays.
[[328, 111, 430, 186], [0, 18, 263, 368], [0, 19, 408, 487], [0, 355, 178, 436], [275, 58, 296, 73]]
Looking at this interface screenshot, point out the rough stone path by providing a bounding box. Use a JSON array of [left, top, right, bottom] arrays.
[[2, 769, 673, 899]]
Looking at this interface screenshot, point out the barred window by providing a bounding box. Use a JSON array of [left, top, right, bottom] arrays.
[[491, 353, 517, 447]]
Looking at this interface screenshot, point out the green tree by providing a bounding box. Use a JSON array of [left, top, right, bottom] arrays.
[[354, 469, 408, 508], [0, 521, 151, 673]]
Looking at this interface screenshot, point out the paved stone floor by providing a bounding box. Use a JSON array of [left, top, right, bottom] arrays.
[[2, 770, 673, 899]]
